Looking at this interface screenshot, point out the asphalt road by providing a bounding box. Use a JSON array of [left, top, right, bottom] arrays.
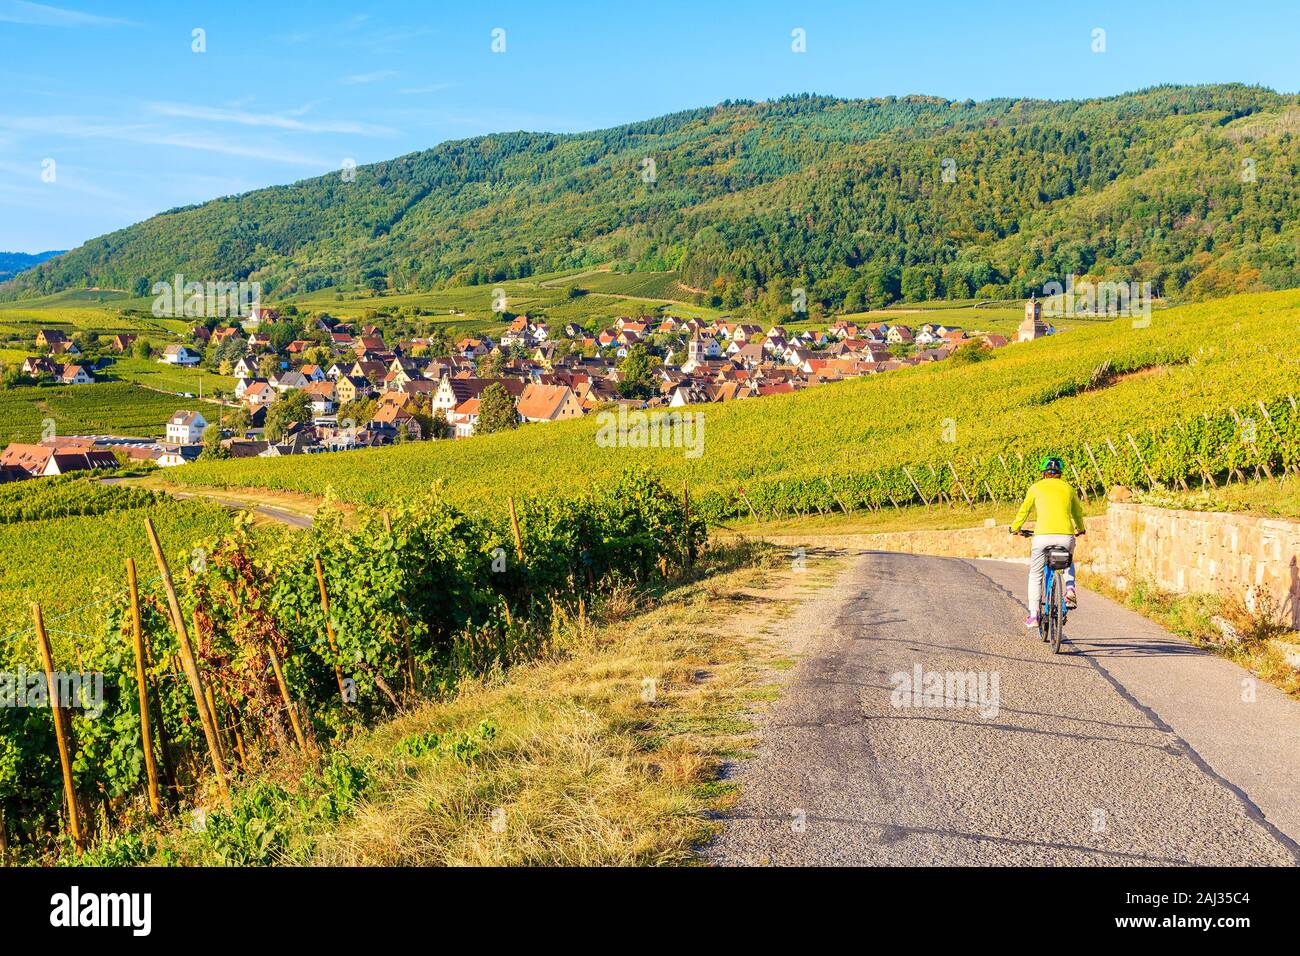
[[169, 490, 314, 529], [99, 477, 314, 529], [708, 551, 1300, 866]]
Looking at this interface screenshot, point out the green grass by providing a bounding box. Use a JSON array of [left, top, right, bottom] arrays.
[[171, 288, 1300, 519]]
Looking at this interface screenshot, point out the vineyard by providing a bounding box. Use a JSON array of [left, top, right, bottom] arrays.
[[0, 381, 190, 444], [282, 267, 725, 336], [0, 471, 704, 862], [174, 288, 1300, 521], [0, 488, 234, 647], [0, 474, 156, 523]]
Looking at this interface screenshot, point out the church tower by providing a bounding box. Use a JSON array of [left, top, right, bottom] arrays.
[[1018, 295, 1047, 342]]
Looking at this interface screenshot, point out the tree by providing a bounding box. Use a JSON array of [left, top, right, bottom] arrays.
[[338, 397, 377, 430], [264, 390, 312, 442], [429, 408, 452, 439], [133, 338, 153, 360], [210, 334, 246, 369], [199, 422, 230, 460], [949, 341, 993, 366], [617, 344, 660, 399], [258, 353, 281, 379], [224, 405, 252, 432], [475, 383, 518, 435]]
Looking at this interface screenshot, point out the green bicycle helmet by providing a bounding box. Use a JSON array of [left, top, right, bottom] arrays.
[[1041, 456, 1064, 475]]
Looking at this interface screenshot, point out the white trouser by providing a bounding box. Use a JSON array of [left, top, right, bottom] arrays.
[[1028, 534, 1075, 610]]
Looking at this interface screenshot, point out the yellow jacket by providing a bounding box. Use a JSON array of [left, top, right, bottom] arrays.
[[1010, 477, 1085, 535]]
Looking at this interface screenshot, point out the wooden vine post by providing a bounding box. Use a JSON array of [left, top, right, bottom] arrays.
[[1068, 461, 1090, 503], [823, 475, 849, 515], [737, 488, 759, 521], [33, 603, 83, 851], [1083, 441, 1107, 492], [1125, 432, 1156, 489], [267, 646, 309, 752], [313, 556, 348, 700], [947, 461, 974, 508], [126, 559, 162, 817], [901, 466, 930, 507], [683, 480, 695, 567], [381, 513, 416, 692], [507, 495, 525, 562], [143, 517, 230, 806]]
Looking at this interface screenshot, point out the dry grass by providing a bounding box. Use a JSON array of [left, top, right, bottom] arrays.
[[310, 545, 840, 865]]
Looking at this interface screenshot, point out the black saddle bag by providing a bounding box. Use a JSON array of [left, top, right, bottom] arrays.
[[1044, 546, 1073, 571]]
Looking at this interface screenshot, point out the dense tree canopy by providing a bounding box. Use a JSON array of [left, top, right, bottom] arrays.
[[6, 85, 1300, 309]]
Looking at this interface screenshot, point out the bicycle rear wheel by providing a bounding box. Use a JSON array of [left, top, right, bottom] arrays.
[[1048, 574, 1064, 654], [1037, 570, 1051, 642]]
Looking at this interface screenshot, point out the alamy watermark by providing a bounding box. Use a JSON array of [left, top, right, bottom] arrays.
[[889, 665, 1000, 719], [1042, 274, 1152, 326], [152, 274, 262, 319], [1, 667, 104, 717], [595, 406, 704, 459]]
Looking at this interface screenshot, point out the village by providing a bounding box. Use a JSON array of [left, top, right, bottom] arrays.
[[0, 300, 1053, 482]]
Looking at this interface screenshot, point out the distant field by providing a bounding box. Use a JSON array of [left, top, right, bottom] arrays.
[[106, 356, 236, 396], [0, 294, 189, 348], [574, 270, 696, 300], [172, 289, 1300, 523], [0, 381, 193, 443], [286, 272, 722, 335], [840, 305, 1027, 337]]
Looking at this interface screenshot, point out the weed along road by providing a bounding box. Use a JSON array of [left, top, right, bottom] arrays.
[[709, 551, 1300, 866]]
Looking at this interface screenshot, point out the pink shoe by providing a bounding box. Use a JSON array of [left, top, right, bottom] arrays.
[[1024, 614, 1039, 629]]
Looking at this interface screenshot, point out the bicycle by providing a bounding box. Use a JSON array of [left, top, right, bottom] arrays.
[[1016, 529, 1072, 654]]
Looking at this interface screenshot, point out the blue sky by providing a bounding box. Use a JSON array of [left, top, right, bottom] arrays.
[[2, 0, 1298, 252]]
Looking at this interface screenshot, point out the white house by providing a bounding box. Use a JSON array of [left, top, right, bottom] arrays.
[[160, 344, 201, 366], [57, 364, 95, 385], [166, 410, 207, 444], [242, 380, 277, 408]]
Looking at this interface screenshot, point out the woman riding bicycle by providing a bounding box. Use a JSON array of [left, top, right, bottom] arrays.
[[1009, 456, 1086, 628]]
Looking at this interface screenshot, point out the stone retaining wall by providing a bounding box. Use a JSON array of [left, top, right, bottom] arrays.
[[757, 502, 1300, 626]]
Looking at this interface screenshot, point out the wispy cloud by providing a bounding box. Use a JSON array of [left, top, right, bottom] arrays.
[[141, 132, 335, 168], [0, 114, 336, 168], [341, 70, 397, 86], [399, 83, 452, 95], [0, 0, 126, 27], [147, 101, 396, 136]]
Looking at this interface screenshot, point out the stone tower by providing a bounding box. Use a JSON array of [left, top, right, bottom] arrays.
[[1018, 296, 1048, 343]]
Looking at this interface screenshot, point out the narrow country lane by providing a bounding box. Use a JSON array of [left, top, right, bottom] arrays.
[[709, 551, 1300, 866]]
